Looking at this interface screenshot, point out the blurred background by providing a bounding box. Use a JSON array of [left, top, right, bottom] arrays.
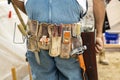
[[0, 0, 120, 80]]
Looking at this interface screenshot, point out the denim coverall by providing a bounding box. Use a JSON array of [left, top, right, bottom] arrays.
[[25, 0, 86, 80]]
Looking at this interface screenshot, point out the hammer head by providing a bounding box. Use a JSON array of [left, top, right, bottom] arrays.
[[70, 45, 87, 56]]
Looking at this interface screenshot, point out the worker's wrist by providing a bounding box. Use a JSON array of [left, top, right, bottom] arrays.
[[96, 33, 103, 38], [96, 29, 103, 38], [95, 27, 103, 38]]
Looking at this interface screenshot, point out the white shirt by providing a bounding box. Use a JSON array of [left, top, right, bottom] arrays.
[[77, 0, 87, 14]]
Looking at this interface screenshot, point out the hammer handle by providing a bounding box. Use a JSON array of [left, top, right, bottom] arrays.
[[11, 0, 26, 30]]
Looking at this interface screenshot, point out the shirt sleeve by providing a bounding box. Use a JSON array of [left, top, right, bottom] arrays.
[[76, 0, 87, 14], [18, 0, 27, 5], [18, 0, 24, 2]]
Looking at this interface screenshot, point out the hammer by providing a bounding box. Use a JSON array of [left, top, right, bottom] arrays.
[[70, 45, 87, 80], [70, 45, 87, 56], [8, 0, 40, 64]]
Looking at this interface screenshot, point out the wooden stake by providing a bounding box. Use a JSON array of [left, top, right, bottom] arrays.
[[11, 67, 17, 80], [28, 63, 32, 80]]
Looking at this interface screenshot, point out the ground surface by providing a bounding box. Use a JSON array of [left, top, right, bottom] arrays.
[[0, 0, 120, 80], [97, 50, 120, 80]]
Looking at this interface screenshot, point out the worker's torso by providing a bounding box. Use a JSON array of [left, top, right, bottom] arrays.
[[25, 0, 84, 24]]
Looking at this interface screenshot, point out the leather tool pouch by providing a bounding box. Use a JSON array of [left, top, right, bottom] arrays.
[[60, 24, 72, 59], [72, 24, 82, 48], [27, 20, 50, 51], [38, 23, 50, 50], [27, 20, 39, 52], [27, 20, 39, 36], [27, 36, 38, 52], [49, 25, 62, 57], [71, 24, 83, 57]]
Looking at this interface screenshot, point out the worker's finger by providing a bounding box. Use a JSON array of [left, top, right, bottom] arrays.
[[95, 37, 103, 53], [95, 45, 102, 53]]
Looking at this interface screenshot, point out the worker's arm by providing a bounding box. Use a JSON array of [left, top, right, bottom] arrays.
[[12, 0, 26, 14], [93, 0, 105, 52]]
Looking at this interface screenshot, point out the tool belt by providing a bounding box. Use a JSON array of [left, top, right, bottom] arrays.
[[27, 19, 83, 58]]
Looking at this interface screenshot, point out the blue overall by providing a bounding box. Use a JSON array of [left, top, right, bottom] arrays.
[[25, 0, 85, 80]]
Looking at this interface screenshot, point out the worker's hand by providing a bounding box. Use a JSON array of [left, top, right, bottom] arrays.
[[95, 37, 104, 53]]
